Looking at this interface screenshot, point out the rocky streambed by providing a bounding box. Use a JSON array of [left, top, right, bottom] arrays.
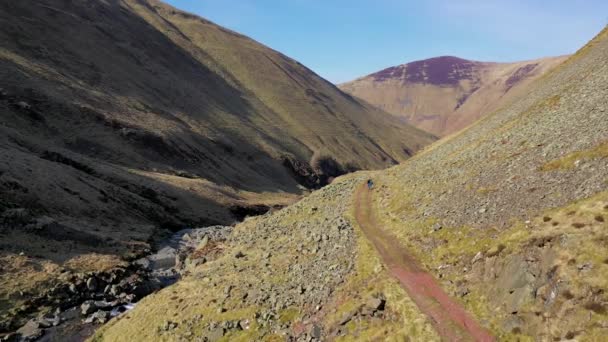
[[7, 226, 232, 342]]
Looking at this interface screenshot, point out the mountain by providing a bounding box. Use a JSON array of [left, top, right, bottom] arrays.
[[339, 55, 568, 136], [0, 0, 435, 332], [95, 27, 608, 341]]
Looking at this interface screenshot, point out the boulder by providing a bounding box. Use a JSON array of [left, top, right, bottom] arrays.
[[134, 258, 151, 270], [310, 324, 322, 339], [81, 301, 98, 315], [148, 246, 177, 270], [86, 277, 98, 291], [206, 327, 225, 341], [366, 297, 386, 312], [16, 101, 32, 111], [16, 320, 43, 341], [197, 235, 209, 250], [85, 310, 111, 324]]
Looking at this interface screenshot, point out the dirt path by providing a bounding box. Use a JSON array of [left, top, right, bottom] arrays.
[[354, 184, 495, 342]]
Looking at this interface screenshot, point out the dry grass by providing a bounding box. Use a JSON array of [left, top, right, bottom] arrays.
[[373, 174, 608, 340], [540, 141, 608, 171]]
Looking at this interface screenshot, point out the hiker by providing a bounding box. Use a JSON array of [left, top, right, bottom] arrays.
[[367, 179, 374, 189]]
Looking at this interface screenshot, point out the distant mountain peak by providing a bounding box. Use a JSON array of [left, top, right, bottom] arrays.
[[341, 55, 568, 136], [370, 55, 483, 85]]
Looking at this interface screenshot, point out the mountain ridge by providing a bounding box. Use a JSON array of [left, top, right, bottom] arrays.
[[340, 54, 568, 136]]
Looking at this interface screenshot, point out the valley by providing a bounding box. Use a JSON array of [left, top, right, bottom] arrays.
[[91, 25, 608, 342], [1, 0, 607, 341]]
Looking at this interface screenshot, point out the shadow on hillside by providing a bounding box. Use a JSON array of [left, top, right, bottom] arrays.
[[0, 0, 308, 193]]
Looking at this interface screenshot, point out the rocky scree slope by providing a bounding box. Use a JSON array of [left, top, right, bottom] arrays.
[[368, 27, 608, 340], [93, 174, 440, 341], [0, 0, 434, 332], [340, 55, 567, 136]]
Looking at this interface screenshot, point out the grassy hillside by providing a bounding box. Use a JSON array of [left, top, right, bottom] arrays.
[[95, 27, 608, 340], [0, 0, 435, 332], [340, 55, 567, 136], [365, 26, 608, 340]]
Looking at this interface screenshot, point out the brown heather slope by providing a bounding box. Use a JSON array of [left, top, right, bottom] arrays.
[[0, 0, 434, 331], [95, 27, 608, 341], [340, 55, 568, 136]]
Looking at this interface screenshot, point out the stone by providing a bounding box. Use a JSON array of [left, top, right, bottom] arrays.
[[175, 253, 187, 269], [577, 263, 593, 272], [310, 324, 322, 339], [238, 319, 250, 330], [148, 246, 178, 270], [16, 320, 43, 341], [197, 235, 209, 250], [37, 313, 61, 328], [457, 287, 470, 297], [109, 284, 120, 296], [502, 315, 524, 333], [338, 311, 356, 325], [81, 301, 98, 315], [366, 297, 386, 312], [16, 101, 31, 111], [86, 277, 98, 291], [134, 258, 151, 270], [161, 320, 178, 331], [207, 327, 225, 341], [471, 251, 483, 264], [85, 310, 111, 324], [432, 223, 443, 231], [234, 251, 245, 259]]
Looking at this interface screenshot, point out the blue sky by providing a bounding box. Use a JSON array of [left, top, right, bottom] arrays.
[[164, 0, 608, 83]]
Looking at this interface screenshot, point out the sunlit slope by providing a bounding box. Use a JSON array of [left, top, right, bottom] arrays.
[[370, 26, 608, 340], [340, 55, 567, 136]]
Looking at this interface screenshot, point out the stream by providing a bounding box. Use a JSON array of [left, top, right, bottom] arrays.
[[12, 225, 232, 342]]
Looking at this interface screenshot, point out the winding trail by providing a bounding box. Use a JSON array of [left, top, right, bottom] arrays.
[[354, 184, 495, 342]]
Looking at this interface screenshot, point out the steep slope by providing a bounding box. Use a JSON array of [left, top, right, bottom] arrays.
[[96, 27, 608, 341], [0, 0, 435, 332], [340, 55, 567, 136]]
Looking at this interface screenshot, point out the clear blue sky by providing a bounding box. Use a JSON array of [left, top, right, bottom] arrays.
[[164, 0, 608, 83]]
